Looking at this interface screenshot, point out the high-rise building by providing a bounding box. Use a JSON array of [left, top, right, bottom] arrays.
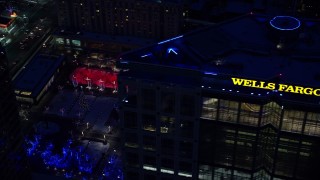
[[57, 0, 184, 40], [0, 45, 31, 179], [117, 14, 320, 179]]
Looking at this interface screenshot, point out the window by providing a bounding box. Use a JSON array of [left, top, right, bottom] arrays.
[[219, 99, 239, 123], [143, 135, 156, 151], [161, 158, 174, 169], [180, 94, 195, 116], [180, 141, 193, 158], [180, 120, 194, 138], [161, 138, 174, 155], [239, 103, 260, 126], [304, 112, 320, 136], [144, 155, 156, 166], [141, 88, 156, 110], [179, 161, 192, 172], [126, 152, 139, 168], [142, 114, 156, 132], [124, 111, 137, 129], [201, 97, 218, 120], [261, 102, 282, 128], [160, 116, 175, 134], [124, 132, 138, 148], [282, 110, 305, 133], [161, 91, 175, 114], [123, 83, 138, 107]]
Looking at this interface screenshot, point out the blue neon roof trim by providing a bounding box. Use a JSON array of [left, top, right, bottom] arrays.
[[269, 16, 301, 31], [204, 71, 217, 76], [167, 48, 178, 55], [158, 35, 183, 44], [141, 53, 152, 58]]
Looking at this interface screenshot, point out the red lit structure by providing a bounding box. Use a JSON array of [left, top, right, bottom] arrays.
[[70, 67, 118, 89]]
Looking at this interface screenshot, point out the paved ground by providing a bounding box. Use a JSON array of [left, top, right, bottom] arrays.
[[44, 89, 118, 134]]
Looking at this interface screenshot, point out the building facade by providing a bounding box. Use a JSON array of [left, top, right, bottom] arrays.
[[0, 45, 31, 179], [117, 14, 320, 179], [57, 0, 184, 40]]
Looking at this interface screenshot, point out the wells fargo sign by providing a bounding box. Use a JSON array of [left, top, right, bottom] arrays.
[[231, 78, 320, 96]]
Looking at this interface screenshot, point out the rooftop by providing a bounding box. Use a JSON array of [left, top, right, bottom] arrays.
[[0, 16, 11, 24], [119, 14, 320, 106], [13, 54, 64, 98]]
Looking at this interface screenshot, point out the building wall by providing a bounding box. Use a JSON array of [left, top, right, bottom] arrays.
[[118, 65, 320, 180], [0, 47, 31, 179], [118, 77, 201, 180], [198, 94, 320, 179], [57, 0, 184, 40]]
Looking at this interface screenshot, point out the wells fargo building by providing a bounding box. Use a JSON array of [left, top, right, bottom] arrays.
[[117, 14, 320, 179]]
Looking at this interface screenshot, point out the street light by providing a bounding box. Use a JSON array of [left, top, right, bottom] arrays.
[[85, 77, 91, 89], [98, 79, 104, 91]]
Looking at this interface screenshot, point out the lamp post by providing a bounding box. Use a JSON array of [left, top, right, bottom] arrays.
[[98, 79, 105, 91], [85, 77, 91, 90], [72, 75, 78, 87]]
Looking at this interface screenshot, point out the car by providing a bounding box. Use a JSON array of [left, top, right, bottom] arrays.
[[20, 45, 25, 49]]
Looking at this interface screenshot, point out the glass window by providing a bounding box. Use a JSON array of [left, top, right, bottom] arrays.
[[179, 161, 192, 172], [144, 155, 156, 166], [121, 83, 138, 107], [198, 165, 213, 180], [259, 128, 277, 172], [219, 99, 239, 123], [160, 116, 175, 134], [126, 152, 139, 168], [161, 158, 174, 169], [141, 88, 156, 110], [180, 120, 194, 138], [180, 141, 193, 158], [143, 135, 156, 151], [214, 168, 232, 180], [180, 94, 195, 116], [239, 103, 260, 126], [142, 114, 156, 132], [161, 91, 175, 114], [124, 111, 137, 129], [161, 138, 174, 155], [282, 110, 305, 133], [304, 112, 320, 136], [201, 97, 218, 120], [261, 102, 282, 128], [124, 132, 138, 148]]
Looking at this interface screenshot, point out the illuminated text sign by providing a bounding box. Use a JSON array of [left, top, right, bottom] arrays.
[[231, 77, 320, 96]]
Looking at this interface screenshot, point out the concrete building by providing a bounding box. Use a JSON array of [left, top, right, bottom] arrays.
[[57, 0, 184, 40], [13, 54, 65, 104], [0, 45, 31, 179], [117, 14, 320, 179]]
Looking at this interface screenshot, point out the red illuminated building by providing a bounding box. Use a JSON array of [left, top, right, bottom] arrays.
[[70, 67, 118, 89]]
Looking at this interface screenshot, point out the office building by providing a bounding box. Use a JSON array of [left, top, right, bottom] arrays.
[[13, 54, 65, 104], [117, 14, 320, 179], [57, 0, 184, 40], [0, 16, 15, 33], [0, 45, 31, 179]]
